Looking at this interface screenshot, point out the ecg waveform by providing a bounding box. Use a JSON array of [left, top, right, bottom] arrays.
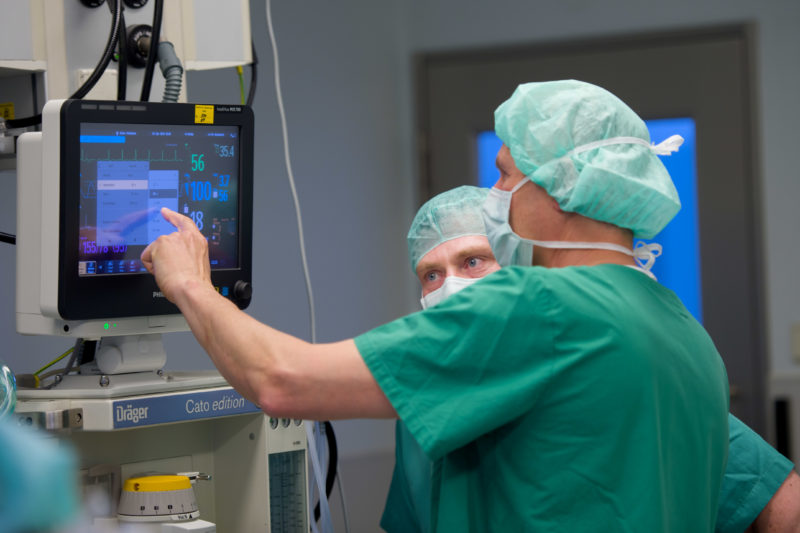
[[81, 180, 97, 199], [81, 148, 184, 163]]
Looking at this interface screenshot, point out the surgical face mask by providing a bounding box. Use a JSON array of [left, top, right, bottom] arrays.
[[481, 179, 662, 274], [482, 179, 534, 267], [420, 276, 480, 309]]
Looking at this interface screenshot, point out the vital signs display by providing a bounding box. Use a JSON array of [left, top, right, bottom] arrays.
[[78, 122, 240, 276], [48, 100, 254, 320]]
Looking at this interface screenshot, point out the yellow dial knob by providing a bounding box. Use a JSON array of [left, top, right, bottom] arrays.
[[123, 475, 192, 492]]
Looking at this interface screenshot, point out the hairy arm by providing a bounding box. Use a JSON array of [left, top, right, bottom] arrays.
[[142, 208, 395, 420], [750, 470, 800, 533]]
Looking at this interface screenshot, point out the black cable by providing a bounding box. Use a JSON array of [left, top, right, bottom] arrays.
[[0, 232, 15, 245], [4, 114, 42, 130], [139, 0, 163, 102], [116, 10, 128, 100], [246, 40, 258, 107], [5, 0, 122, 129], [71, 0, 122, 100], [313, 421, 339, 524]]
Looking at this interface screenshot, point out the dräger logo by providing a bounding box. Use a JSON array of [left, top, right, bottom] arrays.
[[116, 404, 150, 424], [152, 291, 165, 298]]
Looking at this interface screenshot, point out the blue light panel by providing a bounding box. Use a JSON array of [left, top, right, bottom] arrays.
[[475, 118, 702, 322]]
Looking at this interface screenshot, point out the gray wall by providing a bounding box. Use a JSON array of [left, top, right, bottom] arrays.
[[2, 0, 800, 531]]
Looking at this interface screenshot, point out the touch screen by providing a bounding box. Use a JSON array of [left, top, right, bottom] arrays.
[[78, 122, 240, 276]]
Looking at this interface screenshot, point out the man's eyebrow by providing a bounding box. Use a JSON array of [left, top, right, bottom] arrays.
[[455, 245, 495, 260], [416, 258, 441, 276]]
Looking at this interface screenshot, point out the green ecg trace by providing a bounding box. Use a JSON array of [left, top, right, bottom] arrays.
[[81, 147, 184, 162]]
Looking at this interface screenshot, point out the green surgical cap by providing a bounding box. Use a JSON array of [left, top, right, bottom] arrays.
[[495, 80, 681, 239], [408, 185, 489, 272]]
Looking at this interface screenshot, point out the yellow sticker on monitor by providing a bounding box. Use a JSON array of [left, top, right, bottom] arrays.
[[194, 105, 214, 124], [0, 102, 15, 120]]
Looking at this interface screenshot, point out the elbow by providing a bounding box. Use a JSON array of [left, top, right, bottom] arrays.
[[252, 362, 300, 418], [256, 392, 290, 418]]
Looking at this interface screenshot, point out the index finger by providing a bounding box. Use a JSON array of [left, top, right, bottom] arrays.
[[161, 207, 199, 232]]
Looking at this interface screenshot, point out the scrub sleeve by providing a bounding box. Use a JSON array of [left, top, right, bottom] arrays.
[[715, 414, 795, 532]]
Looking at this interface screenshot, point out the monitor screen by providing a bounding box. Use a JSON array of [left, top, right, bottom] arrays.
[[77, 122, 241, 276], [56, 101, 254, 321]]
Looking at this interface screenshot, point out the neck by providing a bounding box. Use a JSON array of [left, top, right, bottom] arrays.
[[535, 248, 636, 268], [532, 214, 635, 268]]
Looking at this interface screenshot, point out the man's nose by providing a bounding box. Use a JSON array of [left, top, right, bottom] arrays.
[[444, 265, 461, 279]]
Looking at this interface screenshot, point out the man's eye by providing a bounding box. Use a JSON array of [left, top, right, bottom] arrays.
[[466, 257, 481, 268], [425, 271, 439, 282]]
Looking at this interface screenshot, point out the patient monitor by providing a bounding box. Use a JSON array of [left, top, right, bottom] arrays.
[[16, 99, 254, 393], [14, 102, 309, 531]]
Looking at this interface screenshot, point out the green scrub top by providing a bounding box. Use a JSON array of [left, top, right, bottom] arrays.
[[715, 415, 794, 532], [382, 412, 794, 533], [381, 421, 431, 533], [356, 265, 730, 533]]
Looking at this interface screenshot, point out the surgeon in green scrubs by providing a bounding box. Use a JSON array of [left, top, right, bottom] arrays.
[[383, 186, 501, 532], [142, 80, 731, 532], [386, 184, 798, 533]]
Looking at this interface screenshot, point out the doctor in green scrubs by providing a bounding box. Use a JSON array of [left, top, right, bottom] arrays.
[[142, 80, 731, 532], [385, 184, 798, 533]]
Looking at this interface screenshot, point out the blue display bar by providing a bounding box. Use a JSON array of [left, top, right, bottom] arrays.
[[80, 135, 126, 144]]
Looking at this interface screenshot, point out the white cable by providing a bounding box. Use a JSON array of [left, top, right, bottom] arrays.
[[309, 467, 320, 533], [316, 422, 329, 487], [309, 475, 320, 533], [265, 1, 346, 531], [265, 0, 316, 345], [336, 462, 352, 533], [306, 422, 334, 533]]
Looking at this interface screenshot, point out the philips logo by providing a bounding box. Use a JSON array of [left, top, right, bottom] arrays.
[[152, 291, 165, 298], [116, 404, 150, 424]]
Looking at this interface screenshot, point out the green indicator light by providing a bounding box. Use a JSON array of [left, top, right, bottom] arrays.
[[112, 323, 117, 328], [104, 323, 109, 330]]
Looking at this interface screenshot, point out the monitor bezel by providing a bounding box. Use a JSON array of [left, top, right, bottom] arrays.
[[57, 100, 254, 320]]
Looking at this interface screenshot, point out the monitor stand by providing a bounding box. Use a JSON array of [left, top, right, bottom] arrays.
[[17, 334, 227, 399]]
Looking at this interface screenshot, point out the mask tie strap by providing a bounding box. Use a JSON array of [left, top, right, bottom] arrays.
[[564, 135, 685, 157], [650, 135, 684, 155], [632, 241, 662, 271], [526, 239, 663, 271], [509, 178, 530, 194]]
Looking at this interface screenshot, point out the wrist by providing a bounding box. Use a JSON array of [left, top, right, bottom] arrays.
[[173, 277, 217, 309]]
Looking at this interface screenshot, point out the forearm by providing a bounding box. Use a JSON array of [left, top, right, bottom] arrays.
[[752, 470, 800, 533], [172, 279, 396, 420]]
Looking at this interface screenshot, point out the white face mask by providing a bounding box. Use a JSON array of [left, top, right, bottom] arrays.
[[420, 276, 481, 310], [481, 179, 662, 274]]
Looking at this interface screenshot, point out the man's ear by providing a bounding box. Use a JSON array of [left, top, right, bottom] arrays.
[[549, 195, 563, 213]]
